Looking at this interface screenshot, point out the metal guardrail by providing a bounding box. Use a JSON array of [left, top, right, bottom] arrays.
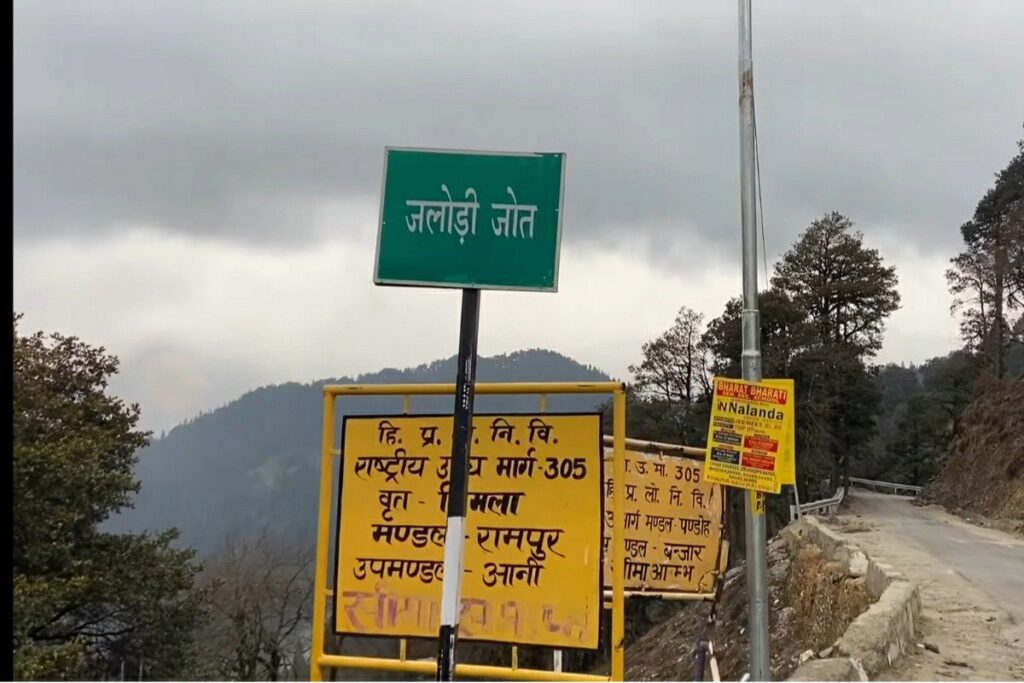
[[848, 476, 923, 496], [790, 486, 846, 521], [789, 476, 923, 521]]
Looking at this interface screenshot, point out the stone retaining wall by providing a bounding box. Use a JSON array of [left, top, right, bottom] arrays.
[[782, 517, 921, 681]]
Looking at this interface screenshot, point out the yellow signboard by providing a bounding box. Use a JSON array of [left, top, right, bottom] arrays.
[[704, 377, 794, 493], [334, 413, 602, 649], [601, 450, 724, 595]]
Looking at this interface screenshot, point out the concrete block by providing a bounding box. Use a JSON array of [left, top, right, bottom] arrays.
[[848, 548, 869, 577], [788, 658, 860, 681], [865, 560, 891, 599]]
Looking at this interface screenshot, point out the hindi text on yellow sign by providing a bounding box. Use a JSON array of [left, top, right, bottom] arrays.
[[601, 450, 724, 595], [335, 413, 603, 649]]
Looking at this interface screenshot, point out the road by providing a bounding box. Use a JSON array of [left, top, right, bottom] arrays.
[[847, 489, 1024, 625], [827, 489, 1024, 680]]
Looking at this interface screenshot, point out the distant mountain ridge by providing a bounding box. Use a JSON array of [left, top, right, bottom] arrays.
[[109, 349, 613, 556]]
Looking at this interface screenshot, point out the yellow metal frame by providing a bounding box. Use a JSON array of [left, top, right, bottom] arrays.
[[311, 381, 627, 682]]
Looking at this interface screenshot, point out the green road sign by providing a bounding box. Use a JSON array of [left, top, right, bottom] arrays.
[[375, 148, 566, 291]]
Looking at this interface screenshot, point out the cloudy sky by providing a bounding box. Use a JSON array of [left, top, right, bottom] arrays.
[[13, 1, 1024, 432]]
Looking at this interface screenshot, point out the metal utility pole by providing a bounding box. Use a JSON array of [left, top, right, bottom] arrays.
[[738, 0, 770, 679]]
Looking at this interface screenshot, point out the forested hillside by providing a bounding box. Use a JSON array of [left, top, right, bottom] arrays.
[[107, 349, 611, 555], [857, 345, 1024, 484]]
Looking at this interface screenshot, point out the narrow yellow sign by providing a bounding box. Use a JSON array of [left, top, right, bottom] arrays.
[[334, 413, 602, 649], [752, 491, 766, 517], [703, 377, 794, 493]]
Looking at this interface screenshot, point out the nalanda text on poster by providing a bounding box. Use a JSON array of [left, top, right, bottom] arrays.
[[703, 378, 794, 493]]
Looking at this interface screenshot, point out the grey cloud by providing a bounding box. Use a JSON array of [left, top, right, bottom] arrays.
[[108, 341, 264, 434], [13, 0, 1024, 259]]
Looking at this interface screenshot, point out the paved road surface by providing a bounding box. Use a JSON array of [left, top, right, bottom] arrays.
[[830, 489, 1024, 680], [848, 489, 1024, 625]]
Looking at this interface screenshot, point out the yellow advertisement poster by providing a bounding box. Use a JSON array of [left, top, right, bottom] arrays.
[[334, 413, 602, 649], [601, 450, 725, 595], [704, 377, 794, 493]]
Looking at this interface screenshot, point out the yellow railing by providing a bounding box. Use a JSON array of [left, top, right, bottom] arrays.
[[311, 381, 627, 682]]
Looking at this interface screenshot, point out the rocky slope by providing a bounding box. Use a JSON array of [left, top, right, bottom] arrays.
[[922, 378, 1024, 529]]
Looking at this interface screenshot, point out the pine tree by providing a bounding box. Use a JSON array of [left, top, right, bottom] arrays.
[[13, 313, 208, 680], [947, 135, 1024, 377], [769, 212, 900, 492]]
